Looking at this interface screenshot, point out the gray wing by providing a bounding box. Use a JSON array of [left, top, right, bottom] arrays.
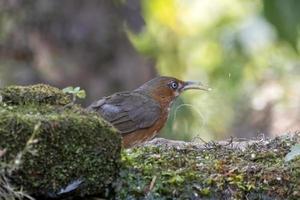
[[87, 92, 161, 135]]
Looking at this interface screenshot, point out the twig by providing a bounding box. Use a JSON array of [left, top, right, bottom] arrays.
[[223, 136, 234, 147], [145, 175, 157, 196], [149, 175, 157, 191]]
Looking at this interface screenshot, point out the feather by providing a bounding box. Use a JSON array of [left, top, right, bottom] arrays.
[[88, 91, 161, 135]]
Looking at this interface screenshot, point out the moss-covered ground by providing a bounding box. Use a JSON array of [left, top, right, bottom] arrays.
[[1, 84, 300, 200], [116, 135, 300, 200], [0, 84, 121, 198]]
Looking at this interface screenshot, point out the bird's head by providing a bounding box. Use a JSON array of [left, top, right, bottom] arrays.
[[136, 76, 209, 107]]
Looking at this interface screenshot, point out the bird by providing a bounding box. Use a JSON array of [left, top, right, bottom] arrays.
[[87, 76, 209, 148]]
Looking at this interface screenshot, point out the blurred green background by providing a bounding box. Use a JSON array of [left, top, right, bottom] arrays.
[[1, 0, 300, 141]]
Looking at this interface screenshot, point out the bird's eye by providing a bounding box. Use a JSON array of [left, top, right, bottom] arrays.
[[169, 81, 178, 90]]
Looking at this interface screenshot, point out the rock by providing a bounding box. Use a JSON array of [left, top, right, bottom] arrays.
[[0, 84, 121, 198], [0, 84, 71, 105], [117, 134, 300, 199]]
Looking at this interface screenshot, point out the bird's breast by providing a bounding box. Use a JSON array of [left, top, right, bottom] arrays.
[[122, 111, 169, 148]]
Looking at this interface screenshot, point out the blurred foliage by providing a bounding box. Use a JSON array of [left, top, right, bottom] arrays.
[[129, 0, 300, 141], [0, 0, 153, 103], [263, 0, 300, 51]]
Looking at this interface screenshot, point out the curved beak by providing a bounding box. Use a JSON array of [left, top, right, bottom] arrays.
[[182, 81, 211, 91]]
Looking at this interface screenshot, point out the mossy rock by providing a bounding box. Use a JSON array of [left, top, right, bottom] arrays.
[[0, 84, 121, 198], [117, 135, 300, 200], [0, 84, 72, 105]]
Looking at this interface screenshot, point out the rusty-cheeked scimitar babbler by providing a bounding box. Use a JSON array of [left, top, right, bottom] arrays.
[[88, 76, 209, 148]]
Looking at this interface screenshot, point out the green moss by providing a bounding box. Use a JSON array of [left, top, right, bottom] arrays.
[[0, 84, 71, 105], [0, 84, 121, 197], [2, 84, 299, 199], [116, 135, 300, 200]]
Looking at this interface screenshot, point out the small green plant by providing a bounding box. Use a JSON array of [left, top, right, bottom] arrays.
[[285, 144, 300, 162], [62, 86, 86, 104]]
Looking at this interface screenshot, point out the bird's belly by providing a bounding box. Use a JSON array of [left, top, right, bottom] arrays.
[[122, 115, 167, 148]]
